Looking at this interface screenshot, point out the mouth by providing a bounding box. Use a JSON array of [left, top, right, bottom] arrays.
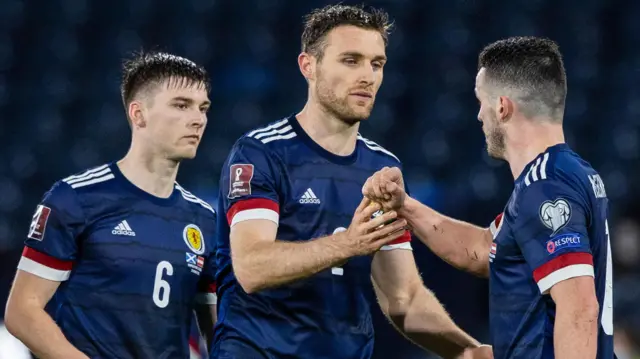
[[349, 91, 373, 99], [184, 135, 200, 143]]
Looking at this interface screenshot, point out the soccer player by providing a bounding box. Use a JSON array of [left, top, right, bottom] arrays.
[[363, 37, 616, 359], [212, 5, 492, 359], [4, 51, 218, 359]]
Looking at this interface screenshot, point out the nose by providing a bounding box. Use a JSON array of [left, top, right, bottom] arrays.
[[190, 112, 206, 129], [358, 64, 375, 86]]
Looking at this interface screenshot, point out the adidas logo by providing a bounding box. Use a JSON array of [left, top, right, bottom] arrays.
[[299, 188, 321, 204], [112, 220, 136, 236]]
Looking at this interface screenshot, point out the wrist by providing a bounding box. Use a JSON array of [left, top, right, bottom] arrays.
[[328, 231, 357, 258], [397, 196, 417, 219]]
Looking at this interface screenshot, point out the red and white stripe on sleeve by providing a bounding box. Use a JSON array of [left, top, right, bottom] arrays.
[[195, 281, 217, 305], [17, 247, 73, 281], [380, 230, 412, 251], [489, 213, 504, 238], [226, 198, 279, 227], [533, 252, 594, 294]]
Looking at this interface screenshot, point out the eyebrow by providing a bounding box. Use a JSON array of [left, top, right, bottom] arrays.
[[339, 51, 387, 62], [172, 96, 211, 106]]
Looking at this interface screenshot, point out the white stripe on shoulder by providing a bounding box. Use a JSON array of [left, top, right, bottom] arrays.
[[62, 165, 114, 189], [247, 118, 289, 138], [175, 184, 215, 214], [357, 134, 400, 162], [524, 152, 551, 187], [64, 167, 112, 185], [63, 164, 109, 182], [260, 131, 297, 144], [540, 153, 549, 180], [253, 125, 293, 140]]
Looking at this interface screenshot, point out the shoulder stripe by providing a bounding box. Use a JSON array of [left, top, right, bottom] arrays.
[[261, 131, 297, 144], [66, 174, 115, 189], [253, 125, 293, 140], [524, 152, 551, 186], [63, 167, 112, 185], [175, 184, 215, 214], [540, 153, 549, 179], [63, 164, 109, 182], [247, 118, 289, 138], [357, 135, 400, 162]]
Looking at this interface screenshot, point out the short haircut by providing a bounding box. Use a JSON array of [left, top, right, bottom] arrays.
[[478, 36, 567, 121], [120, 51, 210, 108], [301, 4, 392, 61]]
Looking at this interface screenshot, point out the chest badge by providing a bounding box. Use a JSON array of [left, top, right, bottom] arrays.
[[183, 224, 205, 255]]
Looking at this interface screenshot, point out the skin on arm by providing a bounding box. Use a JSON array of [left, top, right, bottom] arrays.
[[5, 270, 89, 359], [363, 166, 493, 277], [371, 249, 487, 359], [550, 275, 599, 359], [230, 198, 408, 293]]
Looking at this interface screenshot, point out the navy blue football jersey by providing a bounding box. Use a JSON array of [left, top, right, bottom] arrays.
[[18, 163, 218, 359], [212, 116, 412, 359], [488, 144, 615, 359]]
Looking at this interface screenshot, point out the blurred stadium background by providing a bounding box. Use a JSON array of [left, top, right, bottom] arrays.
[[0, 0, 639, 358]]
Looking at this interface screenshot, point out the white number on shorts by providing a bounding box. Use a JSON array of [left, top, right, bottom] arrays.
[[152, 261, 173, 308]]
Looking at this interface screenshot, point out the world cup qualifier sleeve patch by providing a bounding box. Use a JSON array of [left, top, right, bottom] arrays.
[[228, 164, 254, 199]]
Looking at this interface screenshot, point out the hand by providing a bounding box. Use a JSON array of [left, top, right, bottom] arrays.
[[362, 166, 407, 212], [336, 198, 408, 257], [460, 345, 493, 359]]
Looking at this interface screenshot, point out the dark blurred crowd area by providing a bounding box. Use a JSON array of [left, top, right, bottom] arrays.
[[0, 0, 638, 358]]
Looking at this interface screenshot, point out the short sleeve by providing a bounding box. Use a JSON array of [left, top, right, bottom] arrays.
[[195, 256, 217, 305], [379, 167, 412, 251], [220, 138, 281, 227], [512, 180, 594, 294], [18, 181, 86, 281]]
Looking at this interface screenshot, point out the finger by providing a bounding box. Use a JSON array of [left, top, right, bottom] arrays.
[[362, 177, 373, 198], [389, 167, 402, 182], [354, 197, 372, 215], [358, 200, 381, 221], [371, 219, 408, 239], [385, 181, 399, 195], [371, 174, 385, 200], [364, 210, 397, 230]]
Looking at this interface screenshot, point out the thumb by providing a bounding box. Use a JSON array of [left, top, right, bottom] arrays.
[[385, 181, 401, 195]]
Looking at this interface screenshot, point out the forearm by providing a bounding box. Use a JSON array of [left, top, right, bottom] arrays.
[[388, 287, 480, 358], [554, 305, 598, 359], [234, 235, 352, 293], [6, 308, 88, 359], [400, 197, 490, 276]]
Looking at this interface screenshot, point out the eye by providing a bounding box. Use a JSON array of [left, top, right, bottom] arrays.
[[343, 58, 357, 65], [174, 103, 188, 110], [200, 106, 210, 114], [372, 61, 383, 70]]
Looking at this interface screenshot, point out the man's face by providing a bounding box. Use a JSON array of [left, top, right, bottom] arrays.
[[313, 25, 387, 124], [475, 68, 506, 160], [138, 78, 211, 161]]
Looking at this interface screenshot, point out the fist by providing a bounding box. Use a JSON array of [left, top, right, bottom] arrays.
[[362, 167, 406, 212]]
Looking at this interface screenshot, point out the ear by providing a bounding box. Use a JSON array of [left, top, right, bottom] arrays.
[[128, 101, 146, 128], [497, 96, 514, 123], [298, 52, 315, 81]]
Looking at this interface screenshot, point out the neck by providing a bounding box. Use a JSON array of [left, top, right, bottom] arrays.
[[295, 99, 360, 156], [117, 142, 179, 198], [504, 119, 565, 179]]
